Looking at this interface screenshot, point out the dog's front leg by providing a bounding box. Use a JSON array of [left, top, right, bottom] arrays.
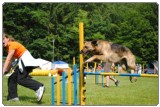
[[84, 55, 105, 63]]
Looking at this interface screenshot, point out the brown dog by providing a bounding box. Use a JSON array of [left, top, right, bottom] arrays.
[[80, 40, 137, 82]]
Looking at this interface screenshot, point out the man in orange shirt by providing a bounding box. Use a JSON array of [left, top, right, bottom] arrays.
[[3, 34, 45, 102]]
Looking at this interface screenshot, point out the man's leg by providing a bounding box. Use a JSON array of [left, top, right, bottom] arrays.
[[17, 66, 45, 102], [109, 76, 119, 86], [7, 67, 19, 100], [17, 67, 43, 91], [104, 76, 110, 87]]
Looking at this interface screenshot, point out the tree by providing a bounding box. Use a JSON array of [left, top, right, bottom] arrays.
[[3, 3, 158, 64]]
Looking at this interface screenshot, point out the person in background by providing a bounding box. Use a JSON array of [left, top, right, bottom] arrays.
[[89, 65, 93, 72], [3, 34, 45, 102], [137, 64, 142, 74], [103, 62, 119, 88], [97, 63, 102, 72]]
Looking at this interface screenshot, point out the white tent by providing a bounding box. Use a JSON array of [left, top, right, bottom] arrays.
[[36, 58, 52, 70]]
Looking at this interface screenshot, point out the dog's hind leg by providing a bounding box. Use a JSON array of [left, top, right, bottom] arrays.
[[84, 55, 105, 63], [126, 56, 137, 82], [129, 69, 138, 83], [121, 61, 134, 83]]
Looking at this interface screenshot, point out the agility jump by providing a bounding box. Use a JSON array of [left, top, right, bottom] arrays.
[[51, 22, 158, 106], [84, 72, 158, 77], [51, 65, 79, 105], [78, 22, 158, 105]]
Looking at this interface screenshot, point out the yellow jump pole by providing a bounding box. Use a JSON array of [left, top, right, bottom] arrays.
[[73, 57, 76, 66], [86, 63, 88, 72], [56, 74, 60, 105], [79, 22, 85, 105], [94, 62, 97, 84], [67, 69, 72, 105], [94, 62, 97, 72]]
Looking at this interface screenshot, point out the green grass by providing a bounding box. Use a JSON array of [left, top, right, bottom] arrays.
[[2, 75, 159, 106], [85, 76, 158, 105]]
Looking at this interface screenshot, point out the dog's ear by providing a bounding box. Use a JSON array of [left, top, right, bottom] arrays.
[[91, 40, 98, 46]]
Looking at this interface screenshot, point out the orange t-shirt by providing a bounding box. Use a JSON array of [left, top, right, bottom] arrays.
[[7, 41, 27, 58]]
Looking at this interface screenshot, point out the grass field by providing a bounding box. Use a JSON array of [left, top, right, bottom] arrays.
[[2, 74, 159, 106]]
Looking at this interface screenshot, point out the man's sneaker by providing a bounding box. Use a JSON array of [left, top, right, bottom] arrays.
[[36, 86, 45, 102], [115, 80, 119, 87], [8, 97, 19, 101]]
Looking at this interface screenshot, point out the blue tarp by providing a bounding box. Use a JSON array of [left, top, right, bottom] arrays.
[[52, 61, 68, 64], [52, 61, 69, 69]]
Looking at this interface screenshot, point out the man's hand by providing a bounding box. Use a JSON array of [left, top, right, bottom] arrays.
[[3, 70, 9, 76]]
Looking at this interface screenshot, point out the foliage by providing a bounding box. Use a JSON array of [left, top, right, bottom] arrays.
[[3, 3, 158, 64]]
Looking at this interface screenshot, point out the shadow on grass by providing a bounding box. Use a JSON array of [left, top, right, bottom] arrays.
[[20, 96, 42, 104], [20, 96, 44, 104], [19, 96, 35, 101]]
